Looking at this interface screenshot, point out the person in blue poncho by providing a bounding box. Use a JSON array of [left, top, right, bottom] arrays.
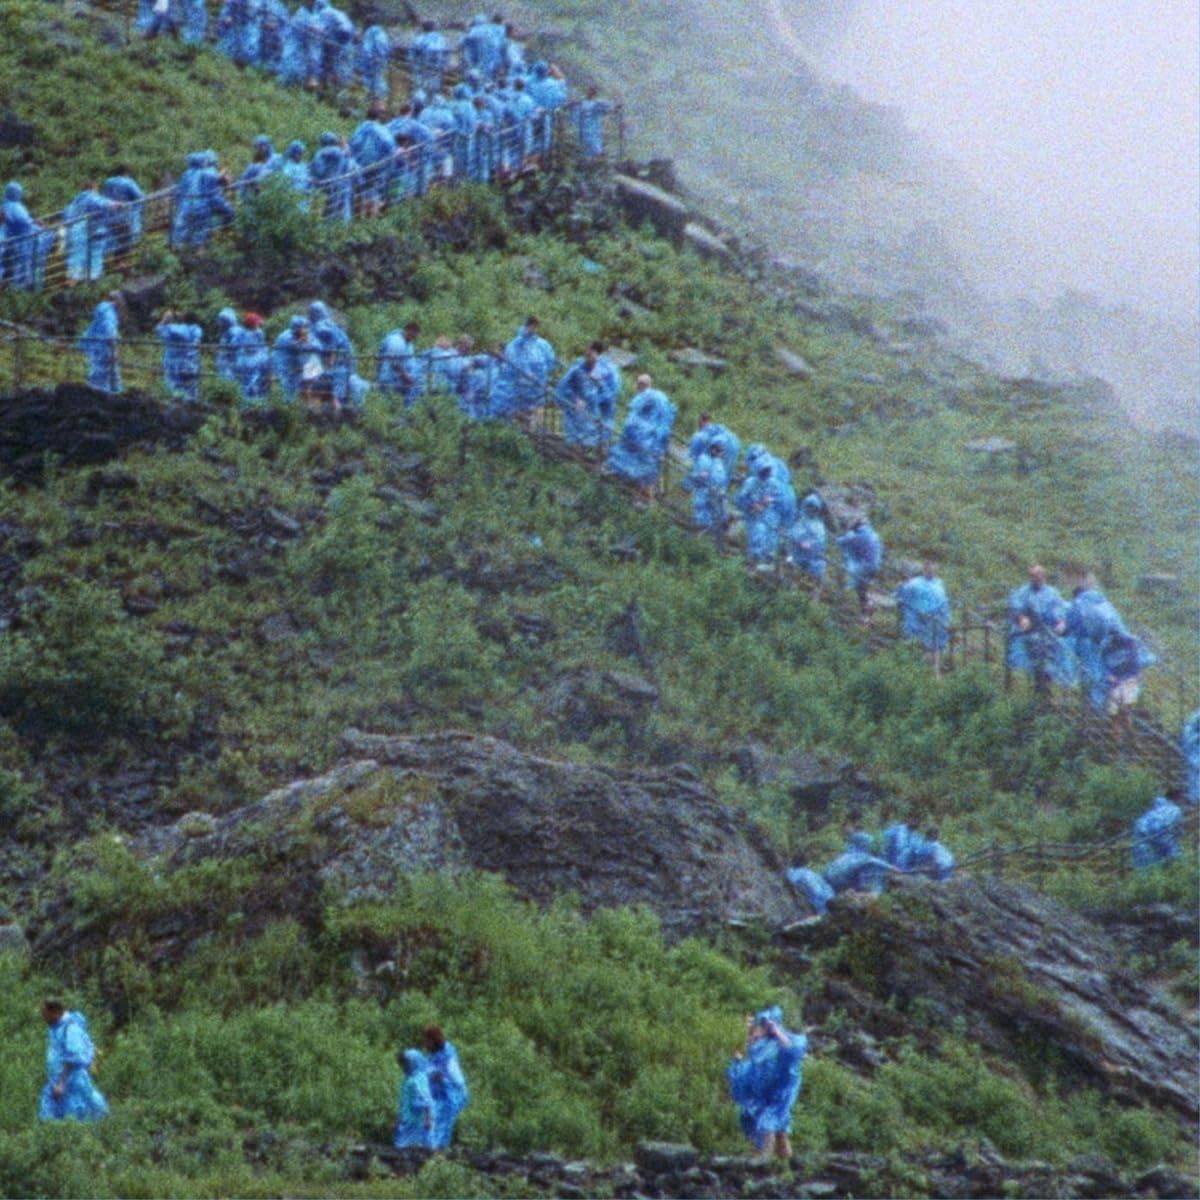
[[349, 107, 397, 217], [156, 311, 204, 403], [785, 866, 834, 916], [378, 321, 425, 406], [215, 309, 269, 402], [215, 307, 242, 383], [823, 831, 895, 895], [388, 105, 434, 198], [682, 440, 729, 535], [457, 351, 499, 420], [279, 141, 312, 210], [409, 20, 449, 96], [836, 516, 882, 620], [1131, 794, 1182, 870], [272, 315, 320, 403], [78, 296, 123, 395], [881, 822, 923, 871], [727, 1006, 807, 1159], [308, 301, 367, 408], [895, 561, 951, 674], [357, 25, 391, 102], [736, 462, 794, 571], [314, 0, 355, 89], [526, 61, 568, 156], [1, 181, 46, 290], [786, 492, 828, 591], [571, 87, 613, 158], [258, 0, 289, 72], [310, 132, 355, 224], [908, 826, 955, 881], [102, 170, 146, 256], [393, 1049, 435, 1149], [491, 317, 558, 419], [180, 0, 207, 43], [1097, 628, 1155, 734], [39, 1000, 108, 1122], [1183, 711, 1200, 807], [63, 183, 116, 283], [237, 136, 282, 199], [555, 342, 621, 450], [605, 375, 676, 500], [217, 0, 261, 65], [1007, 564, 1077, 692], [171, 152, 233, 249], [687, 413, 740, 475], [418, 93, 459, 182], [278, 1, 320, 87], [422, 1026, 469, 1149], [1065, 585, 1126, 697]]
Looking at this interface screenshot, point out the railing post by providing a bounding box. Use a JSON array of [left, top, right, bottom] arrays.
[[14, 330, 25, 391]]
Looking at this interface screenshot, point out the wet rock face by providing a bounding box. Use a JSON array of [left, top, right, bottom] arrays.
[[786, 877, 1200, 1123]]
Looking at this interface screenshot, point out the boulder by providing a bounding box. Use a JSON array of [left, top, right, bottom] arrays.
[[774, 347, 814, 378], [669, 347, 729, 372], [613, 174, 690, 240], [0, 922, 31, 960], [682, 221, 733, 264]]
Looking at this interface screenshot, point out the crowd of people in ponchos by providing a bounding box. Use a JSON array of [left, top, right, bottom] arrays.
[[0, 7, 612, 291]]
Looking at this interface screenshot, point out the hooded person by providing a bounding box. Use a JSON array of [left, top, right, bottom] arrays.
[[1007, 565, 1077, 690], [237, 136, 282, 198], [156, 310, 204, 403], [836, 516, 883, 618], [216, 0, 262, 66], [571, 86, 613, 158], [271, 315, 320, 403], [392, 1049, 435, 1149], [490, 317, 558, 418], [310, 132, 356, 224], [1131, 794, 1182, 870], [787, 492, 828, 586], [215, 306, 242, 382], [357, 24, 391, 101], [682, 439, 730, 533], [907, 827, 955, 881], [101, 170, 146, 255], [171, 152, 233, 248], [348, 107, 397, 216], [314, 0, 356, 89], [278, 0, 320, 86], [735, 461, 794, 570], [38, 1000, 108, 1122], [894, 561, 951, 671], [687, 414, 740, 473], [421, 1026, 469, 1149], [1, 181, 46, 289], [409, 19, 450, 95], [785, 866, 834, 916], [77, 297, 123, 395], [822, 831, 895, 895], [726, 1006, 807, 1159], [279, 140, 313, 210], [307, 301, 367, 407], [63, 183, 117, 283], [604, 374, 675, 496], [377, 321, 426, 406], [554, 341, 621, 448]]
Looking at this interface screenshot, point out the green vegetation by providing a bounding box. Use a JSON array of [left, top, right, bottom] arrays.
[[0, 4, 1194, 1195]]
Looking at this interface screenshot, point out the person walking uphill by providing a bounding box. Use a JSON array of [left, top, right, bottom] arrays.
[[422, 1025, 469, 1149], [727, 1006, 807, 1159], [38, 999, 108, 1122]]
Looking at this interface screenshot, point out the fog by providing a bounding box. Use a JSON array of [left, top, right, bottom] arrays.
[[813, 1, 1199, 323]]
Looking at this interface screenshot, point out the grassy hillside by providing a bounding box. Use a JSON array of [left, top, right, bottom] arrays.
[[0, 4, 1195, 1195]]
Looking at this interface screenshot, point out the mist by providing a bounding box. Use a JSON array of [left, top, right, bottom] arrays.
[[812, 1, 1199, 323]]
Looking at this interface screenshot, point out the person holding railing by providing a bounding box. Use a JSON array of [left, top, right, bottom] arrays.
[[308, 301, 367, 408], [101, 170, 146, 256], [571, 86, 613, 159], [349, 106, 396, 217], [418, 93, 460, 184], [310, 132, 355, 224], [272, 315, 320, 404], [491, 317, 558, 420], [1007, 564, 1077, 692], [605, 374, 676, 502], [279, 140, 313, 210], [1, 181, 46, 290], [157, 311, 204, 403], [786, 491, 828, 592], [170, 152, 233, 248], [526, 61, 569, 157], [63, 183, 117, 284], [77, 296, 123, 395], [1131, 793, 1182, 869], [377, 321, 426, 406], [237, 135, 282, 198], [894, 561, 951, 674], [555, 341, 622, 451]]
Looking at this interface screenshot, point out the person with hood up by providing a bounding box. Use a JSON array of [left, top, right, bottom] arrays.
[[272, 315, 320, 403], [727, 1006, 807, 1159], [836, 516, 883, 620], [171, 152, 233, 248], [1, 181, 47, 289], [156, 310, 204, 403], [63, 183, 117, 283], [77, 296, 123, 394], [392, 1048, 435, 1148], [786, 492, 828, 590], [555, 341, 621, 449], [604, 374, 675, 499], [310, 132, 356, 224], [894, 560, 951, 673], [490, 317, 557, 419]]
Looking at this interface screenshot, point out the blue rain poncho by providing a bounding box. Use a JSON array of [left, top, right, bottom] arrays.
[[457, 354, 498, 420], [836, 521, 882, 593], [418, 97, 459, 180], [310, 132, 355, 223], [426, 1043, 469, 1149], [894, 572, 950, 652], [348, 119, 396, 209], [378, 328, 428, 405], [280, 140, 312, 210], [572, 97, 613, 157], [726, 1007, 807, 1147], [136, 0, 193, 38], [1096, 629, 1155, 713], [823, 832, 894, 895], [217, 0, 261, 64], [735, 467, 794, 565], [1, 182, 46, 289], [157, 319, 203, 402], [63, 188, 116, 283], [688, 422, 740, 471], [1131, 795, 1182, 869], [787, 493, 827, 581], [909, 838, 955, 881], [1065, 589, 1126, 697], [308, 301, 365, 406], [257, 0, 289, 70], [39, 1011, 108, 1122], [272, 316, 319, 402], [459, 16, 503, 80], [215, 307, 241, 381], [786, 866, 833, 915], [606, 388, 676, 487], [314, 0, 355, 87], [491, 324, 558, 417], [101, 175, 145, 254], [387, 116, 434, 197], [1183, 711, 1200, 807], [278, 2, 320, 85], [171, 152, 233, 248], [501, 87, 536, 169], [357, 25, 391, 100], [393, 1049, 435, 1149], [1007, 578, 1077, 686], [882, 823, 923, 871], [555, 354, 621, 446], [180, 0, 207, 42], [682, 447, 730, 531], [410, 27, 449, 95], [77, 301, 121, 394]]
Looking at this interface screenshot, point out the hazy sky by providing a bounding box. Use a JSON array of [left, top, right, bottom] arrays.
[[819, 1, 1199, 318]]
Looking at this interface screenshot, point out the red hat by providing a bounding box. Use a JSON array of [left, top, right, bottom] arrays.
[[243, 311, 264, 329]]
